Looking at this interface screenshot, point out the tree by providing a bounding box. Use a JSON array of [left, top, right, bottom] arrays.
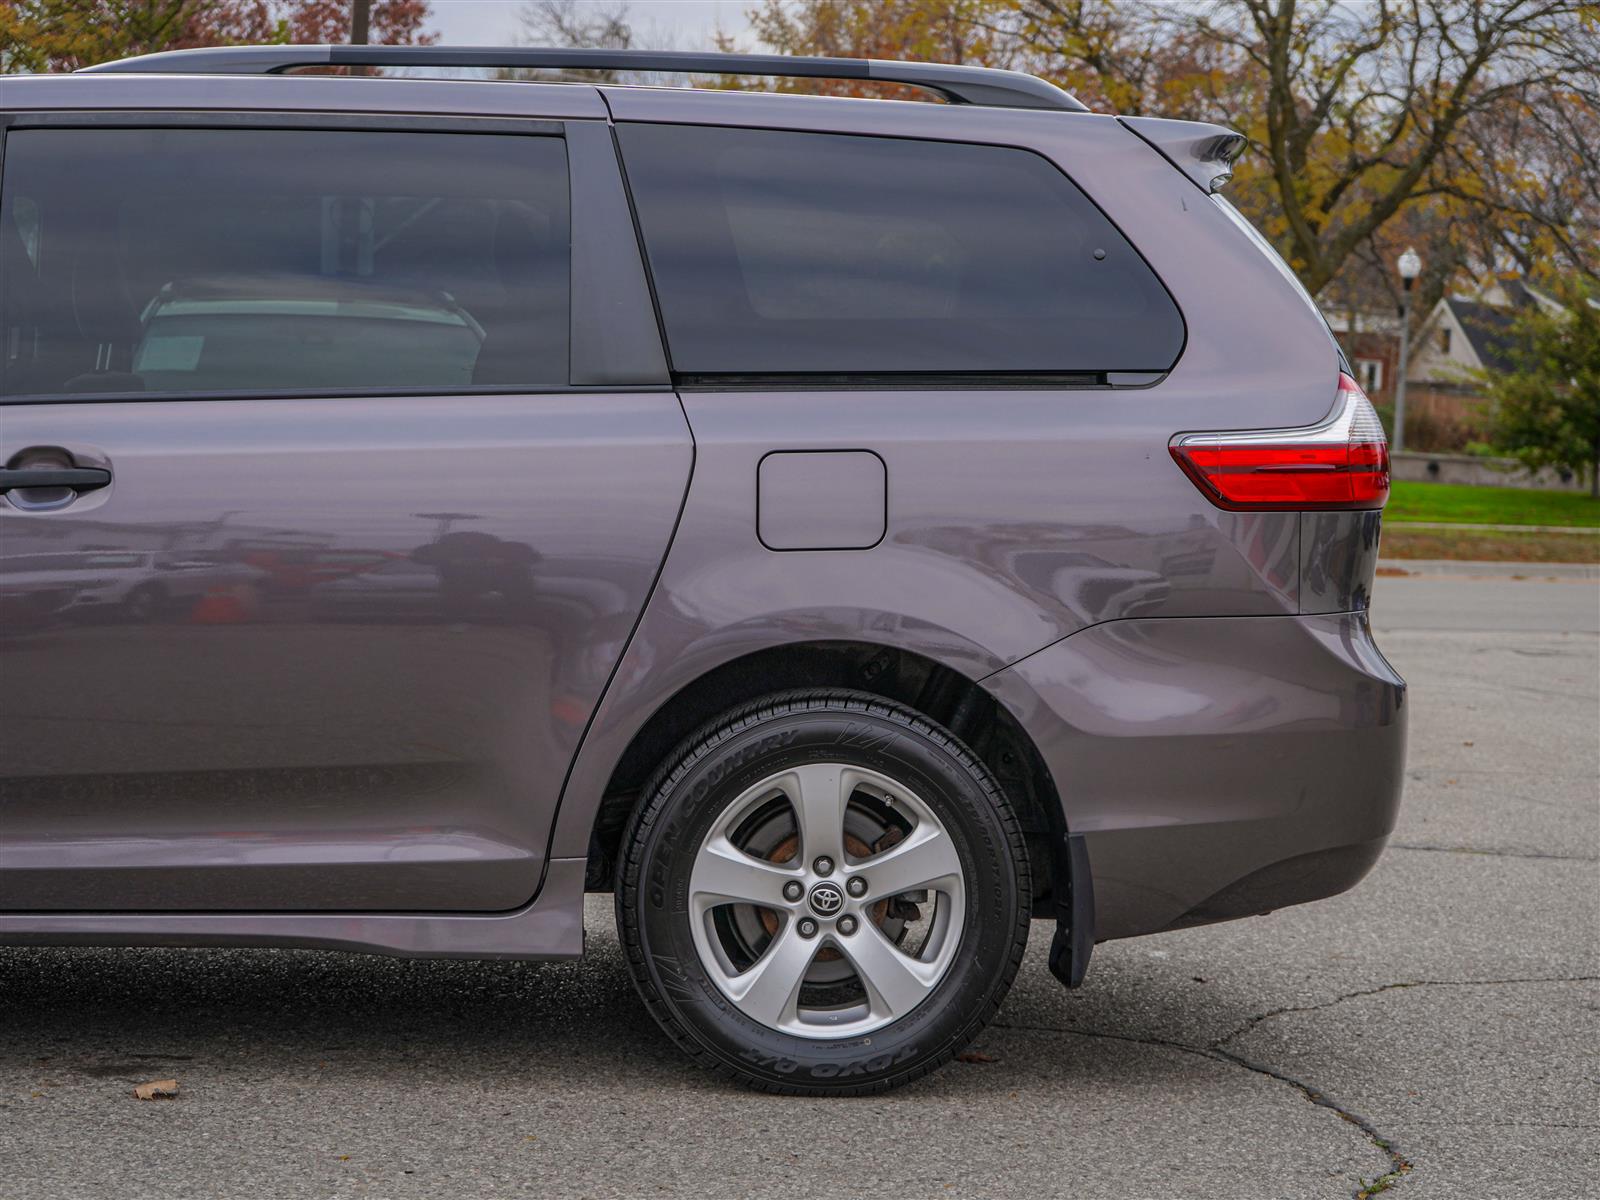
[[280, 0, 428, 46], [0, 0, 432, 73], [516, 0, 750, 89], [1479, 280, 1600, 497], [512, 0, 642, 83], [522, 0, 637, 56], [2, 0, 231, 70], [750, 0, 1003, 68], [745, 0, 1013, 99], [742, 0, 1598, 301], [1165, 0, 1596, 295]]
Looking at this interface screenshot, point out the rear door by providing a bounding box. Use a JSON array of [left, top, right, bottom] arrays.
[[0, 112, 688, 910]]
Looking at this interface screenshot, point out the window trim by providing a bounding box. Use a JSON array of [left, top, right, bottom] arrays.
[[0, 109, 564, 137], [0, 110, 670, 404], [676, 371, 1122, 391]]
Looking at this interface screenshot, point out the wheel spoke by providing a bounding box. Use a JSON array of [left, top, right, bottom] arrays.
[[687, 758, 969, 1040], [781, 763, 849, 868], [689, 836, 797, 911], [726, 924, 817, 1028], [859, 826, 960, 900], [835, 922, 941, 1022]]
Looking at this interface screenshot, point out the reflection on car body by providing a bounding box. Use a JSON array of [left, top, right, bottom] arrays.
[[0, 549, 265, 623]]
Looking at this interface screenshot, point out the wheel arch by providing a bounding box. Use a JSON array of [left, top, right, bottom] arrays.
[[580, 639, 1068, 915]]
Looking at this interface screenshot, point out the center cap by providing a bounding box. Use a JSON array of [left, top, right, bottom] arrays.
[[808, 881, 845, 918]]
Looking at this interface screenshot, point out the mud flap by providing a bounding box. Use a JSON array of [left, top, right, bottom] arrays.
[[1047, 832, 1095, 988]]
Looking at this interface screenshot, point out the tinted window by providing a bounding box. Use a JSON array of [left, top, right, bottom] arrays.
[[617, 124, 1183, 376], [0, 128, 570, 398]]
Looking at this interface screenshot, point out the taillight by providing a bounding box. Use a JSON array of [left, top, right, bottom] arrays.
[[1169, 373, 1390, 510]]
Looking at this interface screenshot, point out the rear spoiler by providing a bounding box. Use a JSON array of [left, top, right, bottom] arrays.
[[1118, 116, 1247, 194]]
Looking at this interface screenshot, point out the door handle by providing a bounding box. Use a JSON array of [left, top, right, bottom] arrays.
[[0, 467, 112, 492]]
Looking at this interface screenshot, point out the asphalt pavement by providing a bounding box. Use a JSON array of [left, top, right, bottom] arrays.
[[1, 573, 1596, 1199]]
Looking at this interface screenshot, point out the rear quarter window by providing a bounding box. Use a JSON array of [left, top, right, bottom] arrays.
[[616, 123, 1184, 378]]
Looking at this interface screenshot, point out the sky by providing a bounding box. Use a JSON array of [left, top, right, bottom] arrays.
[[425, 0, 754, 50]]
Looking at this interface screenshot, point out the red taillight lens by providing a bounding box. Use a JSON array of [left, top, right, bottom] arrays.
[[1169, 374, 1390, 510]]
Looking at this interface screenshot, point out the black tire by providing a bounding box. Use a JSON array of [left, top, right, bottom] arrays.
[[616, 689, 1030, 1094]]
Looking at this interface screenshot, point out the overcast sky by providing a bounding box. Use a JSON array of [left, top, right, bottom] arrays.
[[426, 0, 753, 50]]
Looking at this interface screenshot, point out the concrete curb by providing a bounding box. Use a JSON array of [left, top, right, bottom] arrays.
[[1378, 559, 1600, 580]]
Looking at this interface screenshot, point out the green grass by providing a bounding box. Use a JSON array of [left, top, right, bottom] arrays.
[[1387, 480, 1599, 527]]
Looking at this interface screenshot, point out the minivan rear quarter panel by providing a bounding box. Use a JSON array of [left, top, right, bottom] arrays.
[[545, 92, 1404, 949]]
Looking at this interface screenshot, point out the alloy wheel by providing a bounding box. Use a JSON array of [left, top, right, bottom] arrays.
[[687, 762, 965, 1038]]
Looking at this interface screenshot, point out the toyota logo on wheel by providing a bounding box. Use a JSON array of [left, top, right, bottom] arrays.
[[808, 882, 845, 917]]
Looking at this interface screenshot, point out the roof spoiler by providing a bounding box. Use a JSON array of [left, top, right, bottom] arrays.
[[1118, 116, 1247, 194], [79, 45, 1090, 112]]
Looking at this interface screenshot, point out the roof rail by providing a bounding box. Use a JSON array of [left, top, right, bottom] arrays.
[[78, 45, 1090, 112]]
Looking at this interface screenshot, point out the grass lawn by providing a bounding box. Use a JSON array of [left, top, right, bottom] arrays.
[[1381, 526, 1599, 563], [1387, 480, 1600, 527]]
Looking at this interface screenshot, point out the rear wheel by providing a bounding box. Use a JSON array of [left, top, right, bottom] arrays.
[[616, 690, 1029, 1094]]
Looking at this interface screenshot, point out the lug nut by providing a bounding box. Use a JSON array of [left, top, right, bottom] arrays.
[[846, 876, 867, 897], [783, 880, 803, 902], [797, 917, 819, 938], [813, 856, 834, 876], [838, 915, 858, 935]]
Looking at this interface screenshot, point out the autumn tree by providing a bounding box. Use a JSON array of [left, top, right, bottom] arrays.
[[1478, 280, 1600, 497], [750, 0, 1004, 69], [276, 0, 428, 45], [743, 0, 1597, 303], [0, 0, 432, 73], [1164, 1, 1596, 294]]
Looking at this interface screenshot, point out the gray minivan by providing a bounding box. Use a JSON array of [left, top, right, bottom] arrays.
[[0, 46, 1405, 1093]]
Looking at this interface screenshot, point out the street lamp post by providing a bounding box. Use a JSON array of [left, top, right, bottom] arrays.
[[1393, 246, 1422, 454]]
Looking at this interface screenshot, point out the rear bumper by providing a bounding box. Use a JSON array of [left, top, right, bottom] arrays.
[[987, 610, 1406, 941]]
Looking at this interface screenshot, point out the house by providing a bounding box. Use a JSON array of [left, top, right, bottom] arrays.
[[1407, 279, 1560, 388], [1394, 279, 1561, 450]]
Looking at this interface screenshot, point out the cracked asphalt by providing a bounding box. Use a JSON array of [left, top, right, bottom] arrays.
[[2, 575, 1596, 1199]]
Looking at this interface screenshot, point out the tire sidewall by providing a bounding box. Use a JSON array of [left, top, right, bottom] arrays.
[[626, 703, 1022, 1091]]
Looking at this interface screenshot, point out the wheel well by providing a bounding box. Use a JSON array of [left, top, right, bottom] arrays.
[[584, 640, 1065, 912]]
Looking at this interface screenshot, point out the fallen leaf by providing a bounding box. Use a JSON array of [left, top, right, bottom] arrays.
[[133, 1079, 178, 1101], [956, 1050, 998, 1064], [1462, 740, 1474, 747]]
